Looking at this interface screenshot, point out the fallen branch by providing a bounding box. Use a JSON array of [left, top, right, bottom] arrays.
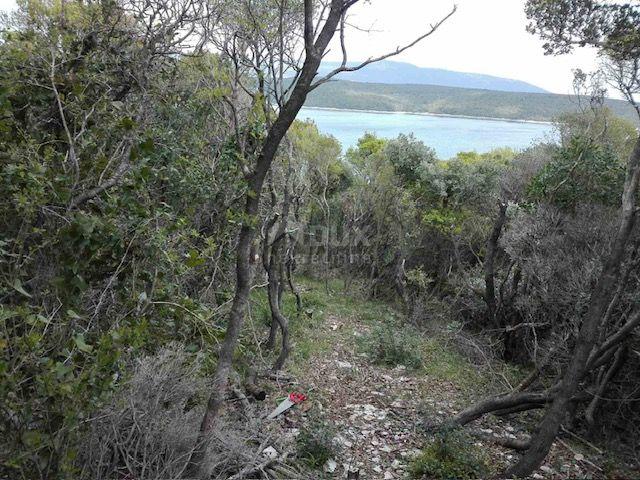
[[475, 433, 531, 451], [446, 391, 552, 428]]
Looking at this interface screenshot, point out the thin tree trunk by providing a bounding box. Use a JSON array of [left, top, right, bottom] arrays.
[[268, 166, 293, 371], [484, 201, 508, 325], [505, 135, 640, 478], [263, 209, 280, 350], [286, 244, 302, 313], [183, 7, 344, 470], [585, 345, 626, 428]]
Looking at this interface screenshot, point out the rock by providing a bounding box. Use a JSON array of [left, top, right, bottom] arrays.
[[574, 453, 585, 462], [337, 435, 353, 448], [337, 360, 353, 369], [373, 465, 383, 473], [324, 459, 337, 473], [384, 471, 394, 479], [540, 465, 555, 474], [262, 446, 278, 460], [532, 474, 544, 479]]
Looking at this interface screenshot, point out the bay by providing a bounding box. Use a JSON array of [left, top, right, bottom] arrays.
[[297, 107, 555, 159]]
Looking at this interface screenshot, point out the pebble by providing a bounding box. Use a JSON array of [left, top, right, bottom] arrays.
[[261, 446, 278, 460], [336, 360, 353, 369], [540, 465, 555, 474], [323, 459, 337, 473]]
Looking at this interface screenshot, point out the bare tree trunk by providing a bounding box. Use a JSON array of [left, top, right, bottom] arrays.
[[447, 391, 552, 428], [505, 136, 640, 478], [184, 11, 344, 475], [484, 201, 508, 325], [394, 252, 409, 308], [263, 209, 280, 350], [286, 239, 302, 313], [585, 344, 626, 429], [268, 167, 293, 371], [184, 1, 457, 475]]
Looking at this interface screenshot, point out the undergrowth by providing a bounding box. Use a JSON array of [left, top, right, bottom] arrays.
[[409, 428, 489, 480]]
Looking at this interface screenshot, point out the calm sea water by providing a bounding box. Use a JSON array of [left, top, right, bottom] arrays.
[[297, 107, 554, 159]]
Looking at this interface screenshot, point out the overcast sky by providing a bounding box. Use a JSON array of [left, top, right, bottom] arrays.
[[325, 0, 602, 95], [0, 0, 604, 96]]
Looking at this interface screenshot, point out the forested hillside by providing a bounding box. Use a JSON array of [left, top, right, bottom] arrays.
[[1, 1, 640, 480], [305, 80, 639, 123], [315, 60, 549, 93]]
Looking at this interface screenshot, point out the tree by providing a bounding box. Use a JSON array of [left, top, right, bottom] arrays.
[[186, 1, 457, 477], [504, 1, 640, 476]]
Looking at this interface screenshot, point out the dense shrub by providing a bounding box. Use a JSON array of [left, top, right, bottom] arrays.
[[362, 322, 423, 369], [78, 345, 268, 480], [0, 3, 240, 477], [409, 429, 489, 480]]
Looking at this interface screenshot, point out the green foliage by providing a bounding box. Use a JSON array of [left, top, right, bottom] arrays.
[[528, 137, 625, 209], [362, 322, 423, 369], [0, 3, 241, 477], [385, 133, 437, 185], [409, 429, 489, 480], [555, 108, 638, 161], [421, 208, 470, 236], [345, 132, 387, 168], [296, 416, 337, 469], [304, 80, 639, 124]]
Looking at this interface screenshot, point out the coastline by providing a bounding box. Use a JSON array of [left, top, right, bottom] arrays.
[[299, 105, 553, 125]]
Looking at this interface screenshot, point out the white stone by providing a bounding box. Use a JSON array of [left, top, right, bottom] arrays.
[[262, 446, 278, 460], [323, 459, 337, 473]]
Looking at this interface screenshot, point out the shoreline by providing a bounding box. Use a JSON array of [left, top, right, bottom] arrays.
[[300, 106, 553, 125]]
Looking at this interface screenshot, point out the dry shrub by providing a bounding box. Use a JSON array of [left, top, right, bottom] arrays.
[[78, 344, 267, 480]]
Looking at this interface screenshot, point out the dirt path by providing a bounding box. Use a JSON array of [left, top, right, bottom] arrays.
[[265, 284, 617, 479], [268, 304, 464, 480], [300, 314, 431, 479]]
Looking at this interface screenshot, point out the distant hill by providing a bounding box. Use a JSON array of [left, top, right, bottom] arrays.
[[317, 60, 548, 94], [304, 80, 639, 124]]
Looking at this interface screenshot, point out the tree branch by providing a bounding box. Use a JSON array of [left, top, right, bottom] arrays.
[[310, 4, 457, 89]]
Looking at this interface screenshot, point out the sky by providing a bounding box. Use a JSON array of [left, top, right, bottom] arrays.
[[324, 0, 602, 95], [0, 0, 604, 96]]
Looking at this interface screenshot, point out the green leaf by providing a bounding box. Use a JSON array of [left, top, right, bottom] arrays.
[[119, 116, 135, 130], [0, 306, 19, 322], [12, 279, 31, 298], [185, 249, 205, 268], [73, 334, 93, 353]]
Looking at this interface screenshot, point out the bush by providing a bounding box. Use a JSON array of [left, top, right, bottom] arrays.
[[78, 345, 267, 480], [409, 429, 489, 480], [296, 416, 337, 469], [362, 322, 423, 369]]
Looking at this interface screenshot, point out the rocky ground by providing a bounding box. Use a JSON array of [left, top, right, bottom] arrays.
[[257, 283, 634, 479]]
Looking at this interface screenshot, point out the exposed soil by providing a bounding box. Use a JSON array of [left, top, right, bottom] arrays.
[[263, 295, 627, 479]]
